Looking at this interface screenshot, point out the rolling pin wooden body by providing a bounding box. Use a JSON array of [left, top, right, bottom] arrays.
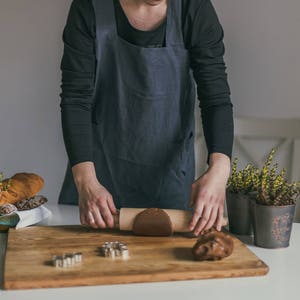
[[113, 208, 228, 233]]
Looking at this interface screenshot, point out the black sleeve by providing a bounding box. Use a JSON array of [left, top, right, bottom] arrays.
[[59, 0, 96, 167], [186, 0, 234, 165]]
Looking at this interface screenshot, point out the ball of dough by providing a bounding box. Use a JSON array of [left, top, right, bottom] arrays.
[[192, 229, 234, 261]]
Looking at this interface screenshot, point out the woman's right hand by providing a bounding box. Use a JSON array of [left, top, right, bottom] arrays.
[[72, 162, 118, 229]]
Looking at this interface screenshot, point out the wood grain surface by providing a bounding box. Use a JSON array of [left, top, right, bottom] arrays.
[[4, 225, 269, 290]]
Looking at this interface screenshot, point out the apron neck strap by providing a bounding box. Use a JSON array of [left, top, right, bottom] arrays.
[[92, 0, 184, 47], [92, 0, 116, 43], [166, 0, 184, 46]]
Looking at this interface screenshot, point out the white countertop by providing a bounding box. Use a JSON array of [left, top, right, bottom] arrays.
[[1, 203, 299, 300]]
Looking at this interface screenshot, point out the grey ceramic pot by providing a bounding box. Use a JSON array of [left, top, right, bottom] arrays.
[[249, 197, 295, 248], [226, 190, 253, 235]]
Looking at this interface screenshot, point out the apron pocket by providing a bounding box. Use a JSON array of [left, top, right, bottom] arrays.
[[157, 130, 194, 209], [166, 130, 194, 178]]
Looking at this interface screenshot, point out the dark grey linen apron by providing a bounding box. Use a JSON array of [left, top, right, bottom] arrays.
[[58, 0, 196, 210]]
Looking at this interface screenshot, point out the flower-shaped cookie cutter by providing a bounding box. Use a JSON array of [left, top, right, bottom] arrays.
[[100, 241, 129, 259], [52, 252, 83, 268]]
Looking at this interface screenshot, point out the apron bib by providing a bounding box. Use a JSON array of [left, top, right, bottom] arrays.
[[58, 0, 196, 210]]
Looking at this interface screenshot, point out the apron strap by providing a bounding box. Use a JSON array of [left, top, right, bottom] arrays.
[[92, 0, 116, 33], [92, 0, 117, 61], [165, 0, 184, 46]]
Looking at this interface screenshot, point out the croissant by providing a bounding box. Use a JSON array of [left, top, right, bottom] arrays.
[[0, 173, 44, 205]]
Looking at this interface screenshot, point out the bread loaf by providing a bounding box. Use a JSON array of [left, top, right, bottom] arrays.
[[0, 173, 44, 205]]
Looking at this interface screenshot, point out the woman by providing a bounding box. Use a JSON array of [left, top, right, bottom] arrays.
[[58, 0, 234, 236]]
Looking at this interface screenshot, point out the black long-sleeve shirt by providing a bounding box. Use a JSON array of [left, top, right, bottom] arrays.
[[60, 0, 234, 168]]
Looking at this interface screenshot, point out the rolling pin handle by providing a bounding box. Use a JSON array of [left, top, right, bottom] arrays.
[[113, 213, 120, 229]]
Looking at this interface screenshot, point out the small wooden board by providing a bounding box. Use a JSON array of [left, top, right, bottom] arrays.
[[4, 226, 269, 290]]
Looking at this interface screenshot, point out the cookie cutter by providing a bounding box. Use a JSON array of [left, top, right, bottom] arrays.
[[52, 252, 83, 268], [100, 240, 129, 260]]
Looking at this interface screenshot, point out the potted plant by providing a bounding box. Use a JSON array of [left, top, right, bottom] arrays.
[[226, 158, 259, 235], [249, 148, 300, 248]]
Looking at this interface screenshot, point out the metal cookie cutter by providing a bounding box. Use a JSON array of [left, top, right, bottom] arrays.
[[52, 252, 83, 268], [100, 240, 129, 260]]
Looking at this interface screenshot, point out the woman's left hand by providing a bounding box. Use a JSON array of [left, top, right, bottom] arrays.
[[188, 153, 231, 235]]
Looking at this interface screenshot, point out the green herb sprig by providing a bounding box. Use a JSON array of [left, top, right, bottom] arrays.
[[227, 158, 259, 194], [0, 172, 11, 193], [254, 148, 300, 206], [227, 148, 300, 206]]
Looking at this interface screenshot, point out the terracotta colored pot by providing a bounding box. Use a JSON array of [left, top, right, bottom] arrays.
[[249, 197, 295, 248], [226, 190, 253, 235]]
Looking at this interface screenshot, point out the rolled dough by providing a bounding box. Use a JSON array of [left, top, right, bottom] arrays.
[[133, 208, 173, 236], [192, 229, 234, 261]]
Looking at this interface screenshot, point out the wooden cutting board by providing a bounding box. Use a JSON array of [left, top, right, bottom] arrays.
[[3, 225, 269, 290]]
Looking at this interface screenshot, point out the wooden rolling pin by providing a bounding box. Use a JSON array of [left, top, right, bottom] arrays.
[[113, 208, 228, 233]]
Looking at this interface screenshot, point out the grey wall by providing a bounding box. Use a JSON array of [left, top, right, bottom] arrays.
[[0, 0, 71, 202], [0, 0, 299, 204], [215, 0, 300, 118]]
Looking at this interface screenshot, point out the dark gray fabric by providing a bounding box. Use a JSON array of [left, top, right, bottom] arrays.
[[58, 0, 196, 210]]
